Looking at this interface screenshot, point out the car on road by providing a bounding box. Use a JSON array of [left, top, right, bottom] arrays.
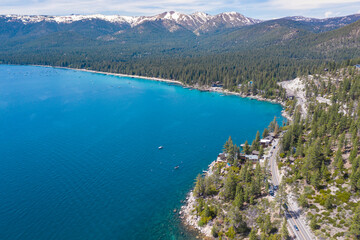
[[274, 185, 278, 190], [273, 146, 276, 149], [294, 225, 299, 231], [283, 203, 288, 210]]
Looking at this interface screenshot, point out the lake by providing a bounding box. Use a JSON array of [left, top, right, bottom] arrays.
[[0, 65, 283, 239]]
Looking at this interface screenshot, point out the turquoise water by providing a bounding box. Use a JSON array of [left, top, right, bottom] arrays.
[[0, 65, 283, 240]]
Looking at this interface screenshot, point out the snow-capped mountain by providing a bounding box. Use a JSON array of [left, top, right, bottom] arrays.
[[284, 14, 360, 32], [195, 12, 262, 34], [1, 11, 260, 34]]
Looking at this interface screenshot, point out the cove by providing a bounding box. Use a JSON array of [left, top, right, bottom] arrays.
[[0, 65, 283, 240]]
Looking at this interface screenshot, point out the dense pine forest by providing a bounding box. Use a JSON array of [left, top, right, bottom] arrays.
[[1, 11, 360, 240], [183, 66, 360, 239], [1, 18, 360, 100]]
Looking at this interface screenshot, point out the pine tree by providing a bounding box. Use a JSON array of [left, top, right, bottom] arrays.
[[311, 169, 321, 190], [310, 216, 319, 230], [281, 218, 290, 240], [324, 196, 333, 210], [194, 174, 205, 197], [262, 128, 269, 138], [254, 131, 261, 150], [223, 171, 237, 201], [249, 228, 258, 240], [263, 214, 272, 234], [244, 140, 251, 154], [259, 145, 264, 159], [224, 136, 234, 154]]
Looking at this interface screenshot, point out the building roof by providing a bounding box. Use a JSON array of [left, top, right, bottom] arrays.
[[264, 136, 274, 141], [252, 150, 260, 155], [245, 155, 259, 161]]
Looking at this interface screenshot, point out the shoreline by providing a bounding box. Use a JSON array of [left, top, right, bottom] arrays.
[[14, 64, 291, 238], [30, 65, 288, 117], [179, 160, 219, 239]]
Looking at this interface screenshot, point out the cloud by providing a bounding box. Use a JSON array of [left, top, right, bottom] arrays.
[[269, 0, 360, 10], [0, 0, 235, 15], [0, 0, 359, 19], [324, 11, 333, 17]]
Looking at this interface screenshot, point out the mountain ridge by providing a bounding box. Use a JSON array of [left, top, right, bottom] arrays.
[[1, 11, 260, 34]]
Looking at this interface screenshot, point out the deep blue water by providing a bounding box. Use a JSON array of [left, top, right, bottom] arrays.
[[0, 65, 283, 240]]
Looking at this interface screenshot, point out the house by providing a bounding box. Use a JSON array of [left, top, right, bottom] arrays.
[[217, 153, 227, 162], [245, 154, 259, 162], [269, 132, 276, 138], [212, 83, 223, 88], [252, 150, 260, 156], [260, 135, 274, 147], [260, 139, 271, 147], [287, 95, 295, 100], [355, 64, 360, 69]]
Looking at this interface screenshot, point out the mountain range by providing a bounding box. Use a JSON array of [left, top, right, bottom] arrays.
[[1, 11, 360, 39], [1, 11, 260, 36], [1, 10, 360, 89]]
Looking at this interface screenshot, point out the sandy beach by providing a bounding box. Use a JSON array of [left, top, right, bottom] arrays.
[[35, 65, 287, 110]]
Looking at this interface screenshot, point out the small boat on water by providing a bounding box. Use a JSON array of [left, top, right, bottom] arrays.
[[158, 146, 163, 150], [174, 166, 179, 170]]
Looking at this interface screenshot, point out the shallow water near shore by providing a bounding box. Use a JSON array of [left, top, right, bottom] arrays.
[[0, 65, 283, 240]]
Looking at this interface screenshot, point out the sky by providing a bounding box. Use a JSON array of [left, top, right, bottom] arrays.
[[1, 0, 360, 19]]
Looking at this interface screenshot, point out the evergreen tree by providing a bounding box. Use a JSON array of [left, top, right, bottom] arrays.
[[224, 136, 234, 154], [350, 206, 360, 238], [249, 228, 258, 240], [281, 218, 290, 240], [324, 196, 333, 210], [259, 145, 264, 159], [311, 170, 321, 190], [244, 140, 251, 155], [223, 171, 237, 201], [194, 174, 205, 197], [262, 128, 269, 138]]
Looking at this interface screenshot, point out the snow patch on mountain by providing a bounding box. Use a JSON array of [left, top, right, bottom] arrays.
[[2, 11, 261, 34]]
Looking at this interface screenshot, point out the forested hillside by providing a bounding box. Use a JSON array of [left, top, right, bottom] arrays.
[[1, 13, 360, 100]]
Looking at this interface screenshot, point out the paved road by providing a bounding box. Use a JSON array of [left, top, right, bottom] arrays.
[[269, 138, 313, 240]]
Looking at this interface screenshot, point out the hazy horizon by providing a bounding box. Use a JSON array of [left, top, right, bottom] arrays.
[[1, 0, 360, 20]]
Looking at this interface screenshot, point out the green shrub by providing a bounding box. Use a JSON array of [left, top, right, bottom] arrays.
[[333, 232, 345, 238], [211, 225, 219, 238], [335, 179, 344, 185], [322, 211, 330, 217], [278, 161, 284, 169], [226, 226, 236, 239], [336, 191, 350, 204]]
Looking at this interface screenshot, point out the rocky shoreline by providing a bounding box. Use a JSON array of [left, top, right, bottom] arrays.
[[179, 160, 219, 238], [34, 65, 291, 237]]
